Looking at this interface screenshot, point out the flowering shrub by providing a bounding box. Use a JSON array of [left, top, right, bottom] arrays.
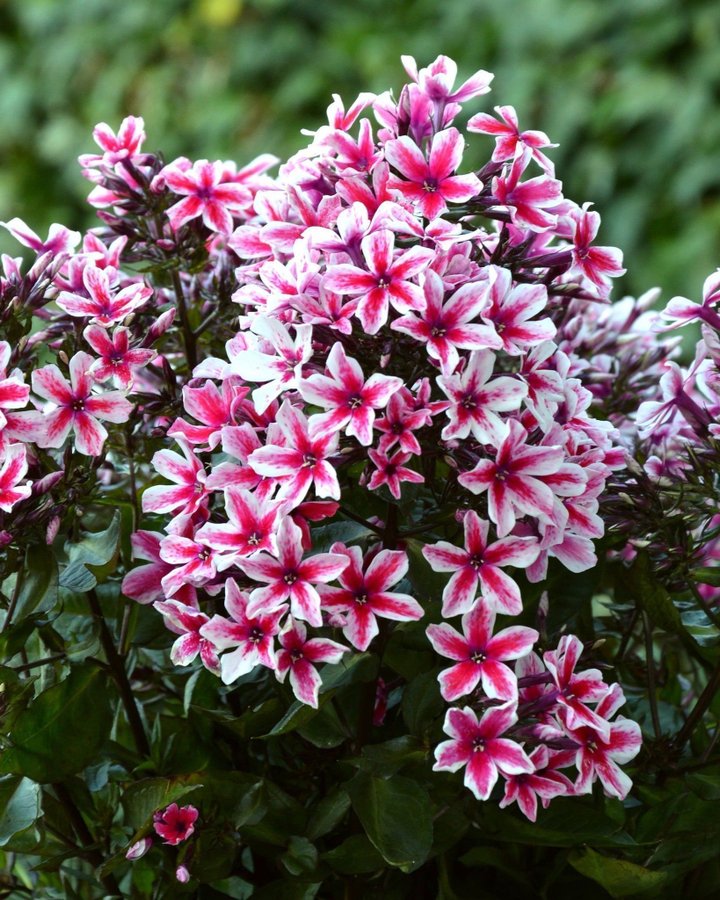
[[1, 55, 719, 899]]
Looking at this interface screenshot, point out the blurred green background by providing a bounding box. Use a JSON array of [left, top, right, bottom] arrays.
[[1, 0, 719, 301]]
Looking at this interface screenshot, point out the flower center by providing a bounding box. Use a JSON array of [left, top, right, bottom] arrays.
[[247, 532, 261, 546], [284, 571, 298, 585], [248, 627, 264, 644], [471, 651, 486, 664], [348, 393, 364, 409], [302, 453, 316, 468], [377, 277, 390, 289], [71, 399, 85, 412], [469, 555, 484, 570], [460, 394, 477, 411], [472, 737, 486, 752], [290, 647, 303, 662], [355, 593, 368, 605], [430, 326, 446, 338], [423, 179, 438, 193]]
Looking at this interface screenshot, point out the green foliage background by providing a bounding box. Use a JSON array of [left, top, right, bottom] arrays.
[[1, 0, 720, 300]]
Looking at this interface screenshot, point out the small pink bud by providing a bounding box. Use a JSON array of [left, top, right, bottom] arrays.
[[46, 515, 61, 545], [126, 837, 152, 860], [0, 531, 13, 548], [175, 865, 190, 884]]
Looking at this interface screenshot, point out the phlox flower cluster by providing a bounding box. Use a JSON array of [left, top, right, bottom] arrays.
[[0, 55, 645, 818], [109, 54, 642, 815]]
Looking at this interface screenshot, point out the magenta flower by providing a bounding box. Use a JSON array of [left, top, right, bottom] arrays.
[[153, 598, 220, 674], [162, 158, 252, 233], [433, 704, 533, 801], [248, 401, 340, 504], [167, 378, 247, 450], [0, 342, 29, 429], [562, 204, 625, 296], [19, 352, 132, 456], [153, 803, 198, 846], [200, 579, 284, 684], [458, 421, 567, 537], [319, 544, 424, 651], [56, 265, 152, 327], [142, 439, 209, 517], [391, 270, 501, 375], [422, 510, 538, 616], [492, 151, 564, 231], [322, 229, 433, 334], [241, 516, 349, 627], [437, 349, 527, 445], [468, 105, 557, 173], [80, 115, 146, 166], [566, 685, 642, 800], [385, 128, 482, 220], [275, 620, 348, 707], [498, 746, 572, 821], [375, 391, 429, 455], [401, 54, 493, 106], [158, 534, 218, 598], [0, 444, 31, 512], [121, 530, 197, 607], [83, 325, 155, 389], [427, 600, 538, 701], [367, 447, 424, 499], [298, 343, 402, 445]]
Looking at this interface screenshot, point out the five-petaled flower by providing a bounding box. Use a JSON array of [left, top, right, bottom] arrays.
[[56, 264, 152, 327], [153, 803, 198, 846], [275, 619, 348, 707]]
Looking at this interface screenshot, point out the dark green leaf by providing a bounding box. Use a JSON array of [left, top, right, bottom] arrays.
[[306, 789, 350, 841], [122, 776, 203, 831], [0, 776, 41, 846], [322, 834, 385, 875], [347, 772, 433, 871], [568, 846, 668, 898], [281, 835, 318, 876], [60, 511, 121, 592], [12, 546, 59, 621], [0, 665, 112, 782]]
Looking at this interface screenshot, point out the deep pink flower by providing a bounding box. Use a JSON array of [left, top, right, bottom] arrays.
[[56, 265, 152, 327], [0, 444, 31, 512], [153, 803, 198, 846], [153, 598, 220, 674], [167, 378, 247, 449], [322, 230, 433, 334], [142, 439, 209, 517], [18, 352, 132, 456], [319, 544, 423, 651], [483, 266, 556, 356], [468, 105, 557, 172], [200, 579, 284, 683], [83, 325, 155, 389], [543, 635, 611, 738], [241, 516, 348, 627], [367, 447, 424, 499], [427, 600, 538, 701], [375, 390, 430, 454], [162, 159, 252, 233], [248, 401, 340, 504], [80, 115, 146, 166], [458, 421, 568, 537], [298, 342, 402, 445], [385, 128, 482, 220], [275, 620, 348, 707], [121, 530, 197, 606], [401, 54, 493, 105], [433, 704, 533, 801], [422, 510, 538, 616], [437, 349, 527, 445], [498, 746, 573, 821], [0, 217, 80, 255], [392, 270, 501, 375]]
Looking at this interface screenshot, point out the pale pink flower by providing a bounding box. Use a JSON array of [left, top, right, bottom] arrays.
[[56, 265, 152, 327]]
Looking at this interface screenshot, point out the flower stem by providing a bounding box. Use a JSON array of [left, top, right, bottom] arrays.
[[171, 269, 198, 371]]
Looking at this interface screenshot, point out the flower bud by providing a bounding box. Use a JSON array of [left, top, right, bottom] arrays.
[[126, 837, 152, 861]]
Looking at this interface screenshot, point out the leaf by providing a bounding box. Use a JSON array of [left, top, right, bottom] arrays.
[[0, 665, 112, 782], [402, 669, 444, 738], [348, 736, 427, 776], [322, 834, 385, 875], [347, 772, 433, 871], [627, 550, 683, 635], [690, 567, 720, 587], [0, 776, 41, 846], [568, 846, 668, 898], [281, 835, 318, 876], [12, 546, 59, 621], [60, 511, 121, 592], [122, 776, 203, 831], [306, 789, 350, 841]]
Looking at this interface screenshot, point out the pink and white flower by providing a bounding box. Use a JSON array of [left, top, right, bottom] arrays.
[[56, 265, 152, 327], [153, 598, 221, 674], [319, 544, 423, 650], [433, 704, 533, 801], [162, 158, 252, 233], [83, 325, 155, 389], [422, 510, 538, 616], [275, 620, 348, 707], [0, 444, 32, 512]]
